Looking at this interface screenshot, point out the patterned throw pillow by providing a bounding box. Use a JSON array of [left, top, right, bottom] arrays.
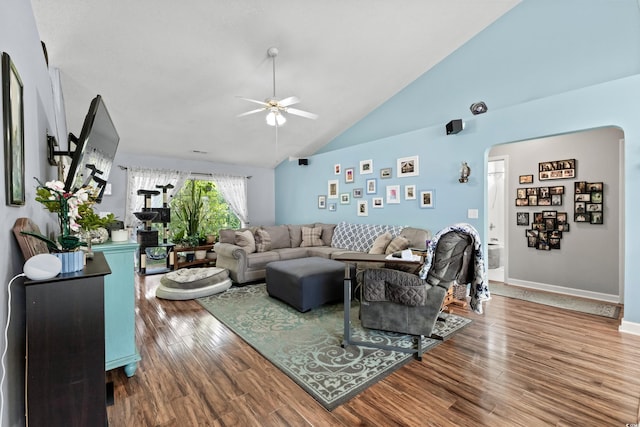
[[385, 236, 410, 254], [300, 226, 324, 247], [368, 232, 393, 254], [331, 222, 404, 251], [255, 229, 272, 252], [235, 230, 256, 253]]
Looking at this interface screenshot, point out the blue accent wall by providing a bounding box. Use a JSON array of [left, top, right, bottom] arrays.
[[275, 0, 640, 325]]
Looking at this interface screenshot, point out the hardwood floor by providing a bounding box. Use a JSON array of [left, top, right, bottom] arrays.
[[107, 275, 640, 426]]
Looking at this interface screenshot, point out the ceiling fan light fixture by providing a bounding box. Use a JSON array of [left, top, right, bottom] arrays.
[[266, 111, 286, 126]]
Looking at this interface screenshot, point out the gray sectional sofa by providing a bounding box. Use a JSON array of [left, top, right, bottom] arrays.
[[213, 221, 431, 284]]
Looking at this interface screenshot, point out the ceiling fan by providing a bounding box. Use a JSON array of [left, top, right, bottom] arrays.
[[238, 47, 318, 127]]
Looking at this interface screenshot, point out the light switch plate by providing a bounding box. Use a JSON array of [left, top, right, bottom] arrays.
[[468, 209, 479, 219]]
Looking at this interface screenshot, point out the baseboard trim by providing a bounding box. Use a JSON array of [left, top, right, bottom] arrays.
[[505, 278, 620, 304], [619, 320, 640, 336]]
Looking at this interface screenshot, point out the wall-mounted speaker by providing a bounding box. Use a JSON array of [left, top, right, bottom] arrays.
[[298, 159, 309, 166], [446, 119, 464, 135]]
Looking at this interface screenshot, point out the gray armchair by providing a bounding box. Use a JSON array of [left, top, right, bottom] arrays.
[[360, 230, 475, 339]]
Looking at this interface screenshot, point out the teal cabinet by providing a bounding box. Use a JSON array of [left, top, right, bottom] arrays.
[[93, 240, 141, 376]]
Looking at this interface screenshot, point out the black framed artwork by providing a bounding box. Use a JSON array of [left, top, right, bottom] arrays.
[[574, 181, 604, 225], [2, 52, 25, 206]]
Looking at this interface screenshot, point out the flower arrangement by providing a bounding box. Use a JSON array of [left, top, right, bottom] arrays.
[[22, 178, 115, 252]]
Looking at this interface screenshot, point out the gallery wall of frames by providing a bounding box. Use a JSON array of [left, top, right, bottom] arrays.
[[515, 158, 604, 251], [317, 155, 436, 216]]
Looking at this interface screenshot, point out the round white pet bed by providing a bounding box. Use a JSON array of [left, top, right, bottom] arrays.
[[156, 267, 232, 300]]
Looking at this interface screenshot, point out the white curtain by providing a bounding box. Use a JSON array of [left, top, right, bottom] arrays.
[[125, 167, 190, 228], [211, 174, 249, 226]]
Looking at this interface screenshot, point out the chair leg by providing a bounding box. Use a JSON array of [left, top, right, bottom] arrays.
[[416, 335, 425, 361]]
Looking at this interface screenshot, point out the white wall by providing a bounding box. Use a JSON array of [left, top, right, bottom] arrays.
[[490, 127, 622, 300], [0, 1, 64, 425]]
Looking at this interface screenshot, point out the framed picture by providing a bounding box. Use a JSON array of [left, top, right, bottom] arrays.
[[366, 178, 377, 194], [575, 213, 590, 222], [360, 159, 373, 175], [420, 190, 434, 208], [556, 212, 567, 224], [345, 167, 354, 183], [575, 181, 587, 194], [551, 194, 562, 206], [517, 188, 526, 199], [587, 182, 603, 192], [397, 155, 419, 177], [380, 167, 392, 179], [404, 184, 416, 200], [340, 193, 350, 204], [516, 198, 529, 206], [327, 179, 339, 199], [538, 158, 575, 181], [317, 195, 326, 209], [334, 164, 341, 175], [3, 53, 25, 206], [357, 200, 368, 216], [516, 212, 529, 226], [519, 175, 534, 184], [550, 186, 565, 195], [590, 212, 603, 224], [353, 188, 363, 198], [527, 195, 537, 206], [329, 203, 337, 212], [372, 197, 384, 208], [386, 185, 400, 204], [526, 188, 538, 196]]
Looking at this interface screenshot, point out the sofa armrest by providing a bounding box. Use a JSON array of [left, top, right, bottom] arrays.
[[214, 242, 249, 283], [214, 242, 246, 259]]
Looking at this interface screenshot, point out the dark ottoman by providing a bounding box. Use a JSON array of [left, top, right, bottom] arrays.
[[266, 257, 349, 312]]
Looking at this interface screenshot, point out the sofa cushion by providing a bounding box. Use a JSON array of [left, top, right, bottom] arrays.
[[262, 225, 291, 249], [385, 236, 410, 254], [400, 227, 431, 249], [369, 232, 393, 254], [246, 251, 280, 268], [288, 224, 313, 247], [235, 230, 256, 253], [331, 221, 404, 252], [300, 226, 324, 247], [219, 229, 236, 244], [314, 223, 337, 246], [272, 247, 310, 261], [255, 228, 272, 252]]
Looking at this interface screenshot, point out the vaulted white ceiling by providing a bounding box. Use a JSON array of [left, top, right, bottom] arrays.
[[31, 0, 519, 168]]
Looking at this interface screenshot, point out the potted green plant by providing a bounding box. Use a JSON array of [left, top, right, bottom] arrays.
[[172, 180, 205, 247]]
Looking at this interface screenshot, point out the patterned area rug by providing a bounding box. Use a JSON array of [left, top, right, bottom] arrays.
[[197, 283, 471, 410], [489, 282, 621, 319]]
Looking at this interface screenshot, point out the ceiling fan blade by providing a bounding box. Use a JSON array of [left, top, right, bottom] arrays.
[[237, 108, 265, 118], [238, 97, 269, 107], [286, 108, 319, 120], [278, 96, 300, 107]]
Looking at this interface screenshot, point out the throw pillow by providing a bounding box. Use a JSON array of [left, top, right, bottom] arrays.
[[368, 232, 393, 254], [218, 229, 236, 244], [300, 226, 323, 247], [255, 229, 272, 252], [235, 230, 256, 253], [385, 236, 410, 255]]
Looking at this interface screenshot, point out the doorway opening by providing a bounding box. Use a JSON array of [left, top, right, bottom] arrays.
[[487, 157, 506, 283]]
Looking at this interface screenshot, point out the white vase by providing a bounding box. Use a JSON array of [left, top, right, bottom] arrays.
[[54, 251, 85, 273]]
